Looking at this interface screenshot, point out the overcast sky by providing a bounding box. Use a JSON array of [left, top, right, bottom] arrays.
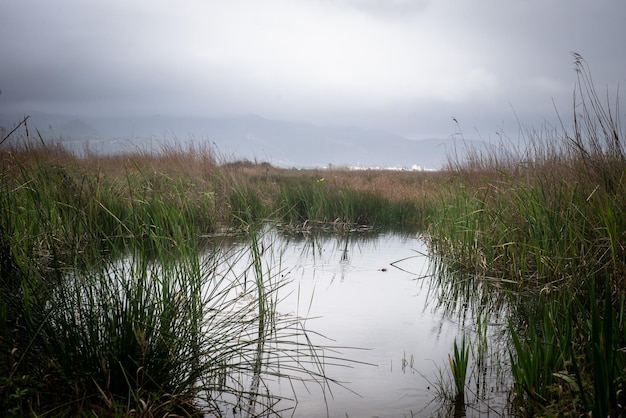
[[1, 0, 624, 139]]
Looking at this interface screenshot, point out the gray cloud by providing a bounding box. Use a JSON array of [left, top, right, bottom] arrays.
[[1, 0, 624, 139], [317, 0, 431, 20]]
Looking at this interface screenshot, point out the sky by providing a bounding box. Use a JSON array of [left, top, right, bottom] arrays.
[[1, 0, 625, 140]]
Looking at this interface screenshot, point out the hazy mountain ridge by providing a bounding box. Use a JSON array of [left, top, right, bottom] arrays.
[[0, 111, 479, 169]]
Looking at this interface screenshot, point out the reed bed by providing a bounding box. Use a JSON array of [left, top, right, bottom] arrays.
[[426, 54, 626, 416], [0, 122, 446, 415], [2, 137, 408, 415], [223, 163, 440, 230]]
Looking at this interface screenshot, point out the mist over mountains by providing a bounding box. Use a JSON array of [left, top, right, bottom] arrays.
[[0, 112, 480, 169]]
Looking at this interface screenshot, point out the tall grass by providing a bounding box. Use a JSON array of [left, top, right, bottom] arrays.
[[0, 139, 352, 415], [426, 54, 626, 415], [275, 173, 434, 230]]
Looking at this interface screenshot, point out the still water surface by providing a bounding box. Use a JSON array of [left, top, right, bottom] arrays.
[[226, 230, 463, 417]]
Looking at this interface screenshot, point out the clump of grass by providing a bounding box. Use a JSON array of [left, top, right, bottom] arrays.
[[228, 183, 271, 226], [508, 277, 626, 417], [275, 173, 434, 230], [508, 305, 565, 414], [449, 336, 470, 402]]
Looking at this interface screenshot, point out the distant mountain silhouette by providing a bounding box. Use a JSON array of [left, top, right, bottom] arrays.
[[0, 111, 483, 169], [56, 119, 100, 140]]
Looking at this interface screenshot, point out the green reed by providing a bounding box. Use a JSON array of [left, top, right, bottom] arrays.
[[507, 277, 626, 416], [275, 176, 431, 230], [0, 141, 345, 415], [449, 336, 470, 401], [0, 146, 214, 413], [426, 55, 626, 415], [228, 184, 270, 226]]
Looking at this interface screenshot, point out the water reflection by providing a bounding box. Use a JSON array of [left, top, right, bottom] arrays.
[[220, 229, 462, 417], [95, 228, 509, 416]]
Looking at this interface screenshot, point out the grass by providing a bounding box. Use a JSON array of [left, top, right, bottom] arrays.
[[425, 54, 626, 416], [449, 336, 470, 401], [0, 216, 345, 415], [0, 139, 377, 415]]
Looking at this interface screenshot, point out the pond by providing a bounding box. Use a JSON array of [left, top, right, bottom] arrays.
[[214, 229, 509, 417]]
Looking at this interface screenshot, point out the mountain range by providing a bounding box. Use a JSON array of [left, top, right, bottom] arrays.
[[0, 111, 482, 169]]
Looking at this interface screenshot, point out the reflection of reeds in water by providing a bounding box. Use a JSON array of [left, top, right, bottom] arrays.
[[241, 227, 273, 417]]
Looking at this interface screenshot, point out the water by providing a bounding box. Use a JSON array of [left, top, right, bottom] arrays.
[[226, 230, 467, 417]]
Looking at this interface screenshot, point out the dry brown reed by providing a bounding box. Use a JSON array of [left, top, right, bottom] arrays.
[[79, 141, 219, 184], [320, 168, 447, 201]]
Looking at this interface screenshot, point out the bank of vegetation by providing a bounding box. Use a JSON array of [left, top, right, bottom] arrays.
[[0, 118, 442, 415], [1, 55, 624, 416], [427, 55, 626, 416]]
